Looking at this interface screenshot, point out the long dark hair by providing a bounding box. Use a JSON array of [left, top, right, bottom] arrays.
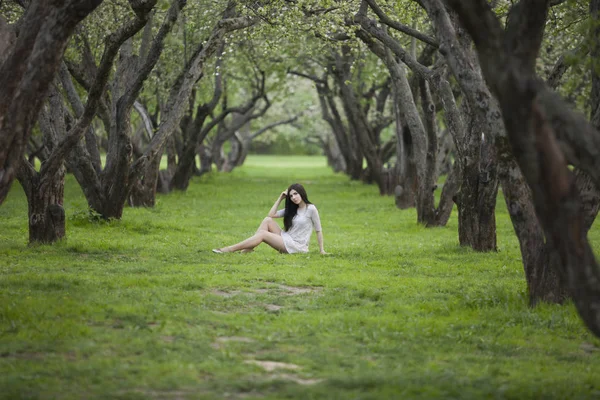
[[283, 183, 312, 231]]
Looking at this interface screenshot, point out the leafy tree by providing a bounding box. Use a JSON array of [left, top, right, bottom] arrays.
[[448, 0, 600, 337]]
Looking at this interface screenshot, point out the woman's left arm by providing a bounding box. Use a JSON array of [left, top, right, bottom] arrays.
[[316, 230, 326, 255], [311, 206, 326, 254]]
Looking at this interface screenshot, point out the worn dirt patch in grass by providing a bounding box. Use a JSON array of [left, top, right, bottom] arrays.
[[211, 284, 322, 298], [269, 373, 323, 385], [580, 342, 600, 353], [120, 388, 201, 399], [211, 289, 243, 298], [245, 360, 301, 372], [235, 391, 266, 399], [271, 283, 321, 295], [264, 304, 283, 312], [211, 336, 255, 349]]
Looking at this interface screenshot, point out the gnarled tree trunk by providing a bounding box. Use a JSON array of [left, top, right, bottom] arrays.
[[355, 11, 459, 225], [18, 162, 66, 244], [0, 0, 102, 205], [448, 0, 600, 337], [170, 55, 224, 191], [455, 121, 499, 251], [331, 46, 386, 193], [316, 80, 363, 180], [393, 123, 417, 209], [128, 143, 164, 207], [497, 144, 566, 305]]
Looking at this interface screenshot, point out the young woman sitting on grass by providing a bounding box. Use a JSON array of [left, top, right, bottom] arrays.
[[212, 183, 326, 255]]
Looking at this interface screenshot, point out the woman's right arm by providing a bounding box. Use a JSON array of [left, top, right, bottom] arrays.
[[268, 191, 287, 218]]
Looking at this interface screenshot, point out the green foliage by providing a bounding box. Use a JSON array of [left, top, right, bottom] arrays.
[[70, 208, 112, 224], [0, 2, 22, 23], [539, 0, 591, 113], [249, 132, 322, 155], [2, 156, 600, 399]]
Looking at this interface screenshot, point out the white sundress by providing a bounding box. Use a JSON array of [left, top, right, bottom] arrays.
[[275, 204, 322, 253]]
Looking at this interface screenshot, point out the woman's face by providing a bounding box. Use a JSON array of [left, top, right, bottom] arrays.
[[289, 189, 303, 205]]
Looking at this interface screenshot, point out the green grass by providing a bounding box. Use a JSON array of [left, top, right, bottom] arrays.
[[1, 154, 600, 399]]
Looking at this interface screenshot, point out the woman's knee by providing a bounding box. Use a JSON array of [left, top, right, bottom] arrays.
[[257, 217, 271, 233], [255, 231, 267, 241]]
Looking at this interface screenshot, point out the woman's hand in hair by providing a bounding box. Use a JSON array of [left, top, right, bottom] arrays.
[[280, 190, 288, 200]]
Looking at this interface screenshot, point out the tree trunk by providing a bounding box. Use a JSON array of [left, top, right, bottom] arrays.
[[395, 167, 417, 209], [18, 162, 66, 244], [392, 123, 418, 210], [416, 0, 504, 247], [311, 76, 362, 179], [434, 161, 459, 226], [66, 140, 106, 215], [332, 49, 385, 194], [494, 24, 600, 305], [69, 0, 234, 216], [170, 101, 206, 191], [212, 123, 230, 172], [236, 138, 252, 167], [324, 90, 363, 180], [198, 144, 212, 175], [211, 91, 269, 173], [223, 133, 243, 172], [170, 146, 197, 190], [156, 135, 177, 194], [101, 100, 135, 219], [170, 61, 223, 191], [416, 78, 438, 225], [448, 0, 600, 337], [455, 113, 499, 251], [436, 130, 454, 178], [355, 15, 464, 222], [128, 145, 164, 207], [19, 79, 87, 244], [497, 146, 566, 305], [0, 0, 102, 205], [576, 169, 600, 231]]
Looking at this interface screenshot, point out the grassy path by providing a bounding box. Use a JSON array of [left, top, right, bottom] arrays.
[[1, 155, 600, 399]]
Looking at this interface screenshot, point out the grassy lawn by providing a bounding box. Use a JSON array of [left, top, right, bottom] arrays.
[[1, 155, 600, 399]]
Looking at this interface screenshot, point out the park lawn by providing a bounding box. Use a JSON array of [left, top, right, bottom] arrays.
[[1, 155, 600, 399]]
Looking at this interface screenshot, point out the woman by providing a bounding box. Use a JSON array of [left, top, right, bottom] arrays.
[[212, 183, 326, 254]]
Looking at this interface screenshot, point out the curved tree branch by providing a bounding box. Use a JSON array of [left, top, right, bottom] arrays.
[[122, 0, 186, 112], [249, 114, 301, 140], [354, 13, 433, 80], [129, 12, 256, 179], [505, 0, 550, 72], [38, 2, 156, 184], [547, 42, 589, 90], [364, 0, 438, 47], [288, 69, 326, 84], [133, 101, 155, 141]]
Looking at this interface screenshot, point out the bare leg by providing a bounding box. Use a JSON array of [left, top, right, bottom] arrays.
[[215, 217, 285, 254], [256, 217, 282, 235], [221, 230, 287, 253], [237, 217, 283, 253], [237, 217, 283, 252]]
